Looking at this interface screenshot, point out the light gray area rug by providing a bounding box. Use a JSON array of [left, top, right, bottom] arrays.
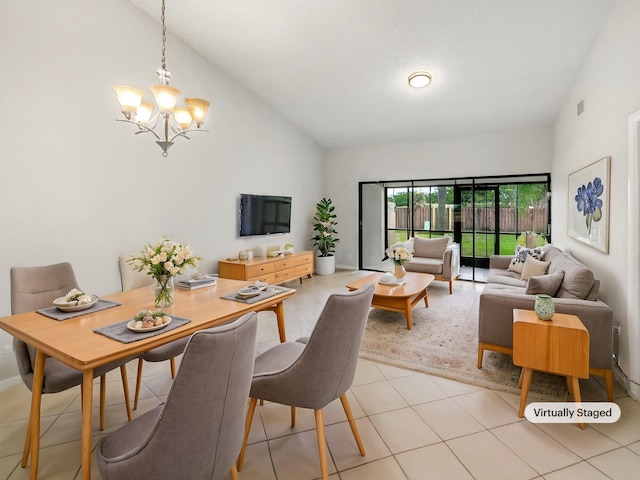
[[360, 281, 568, 400]]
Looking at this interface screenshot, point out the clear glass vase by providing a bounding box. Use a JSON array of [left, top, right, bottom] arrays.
[[393, 263, 406, 282], [154, 275, 174, 308]]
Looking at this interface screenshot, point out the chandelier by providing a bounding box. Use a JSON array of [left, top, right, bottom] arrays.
[[113, 0, 210, 156]]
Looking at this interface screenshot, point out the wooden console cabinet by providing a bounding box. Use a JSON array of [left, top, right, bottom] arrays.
[[219, 251, 314, 285]]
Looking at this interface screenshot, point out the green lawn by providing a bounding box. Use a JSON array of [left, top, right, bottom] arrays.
[[391, 230, 547, 258]]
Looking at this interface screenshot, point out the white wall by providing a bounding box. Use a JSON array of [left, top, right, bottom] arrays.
[[325, 126, 553, 269], [552, 0, 640, 396], [0, 0, 324, 384]]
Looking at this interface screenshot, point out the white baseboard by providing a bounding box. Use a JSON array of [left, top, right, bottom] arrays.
[[628, 380, 640, 402], [612, 361, 640, 402], [0, 375, 22, 392], [336, 264, 358, 271]]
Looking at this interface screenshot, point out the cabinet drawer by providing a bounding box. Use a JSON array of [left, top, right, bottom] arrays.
[[294, 264, 313, 276], [274, 257, 295, 271], [247, 272, 275, 284], [218, 262, 246, 280], [295, 253, 313, 266], [274, 268, 295, 283], [246, 263, 274, 278]]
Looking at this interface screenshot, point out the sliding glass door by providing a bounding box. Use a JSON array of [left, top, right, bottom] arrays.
[[359, 174, 550, 281], [458, 185, 498, 269]]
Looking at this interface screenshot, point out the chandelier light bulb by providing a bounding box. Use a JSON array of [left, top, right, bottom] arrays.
[[173, 107, 193, 130], [185, 98, 211, 127], [150, 84, 180, 114], [114, 86, 145, 118], [135, 102, 154, 124]]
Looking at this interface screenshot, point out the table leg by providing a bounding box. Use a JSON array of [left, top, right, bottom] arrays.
[[518, 367, 533, 418], [274, 301, 287, 342], [405, 298, 412, 330], [81, 369, 94, 480], [569, 376, 585, 430], [423, 289, 429, 308], [99, 374, 106, 430], [27, 350, 45, 479], [566, 376, 573, 396]]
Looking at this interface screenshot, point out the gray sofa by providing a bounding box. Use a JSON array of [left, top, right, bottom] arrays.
[[477, 244, 614, 400], [402, 236, 460, 294]]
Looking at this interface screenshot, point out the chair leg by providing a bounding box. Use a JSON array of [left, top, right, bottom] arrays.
[[314, 409, 329, 480], [169, 357, 177, 378], [449, 280, 453, 294], [291, 406, 296, 427], [477, 343, 484, 369], [229, 463, 240, 480], [100, 375, 106, 430], [120, 365, 132, 422], [237, 397, 258, 471], [340, 394, 365, 456], [134, 358, 144, 410], [604, 369, 613, 402]]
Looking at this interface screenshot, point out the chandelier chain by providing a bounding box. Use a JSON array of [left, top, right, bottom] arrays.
[[160, 0, 167, 71]]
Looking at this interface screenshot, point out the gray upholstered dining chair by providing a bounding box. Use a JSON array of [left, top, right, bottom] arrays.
[[118, 254, 189, 409], [10, 262, 133, 467], [236, 283, 375, 480], [96, 312, 258, 480]]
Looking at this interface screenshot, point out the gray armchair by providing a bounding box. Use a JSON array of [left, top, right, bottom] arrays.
[[395, 237, 460, 294], [10, 262, 133, 468], [96, 312, 258, 480], [236, 284, 375, 480], [118, 254, 189, 410]]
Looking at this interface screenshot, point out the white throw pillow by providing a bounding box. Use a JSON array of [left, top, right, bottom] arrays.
[[520, 255, 550, 281]]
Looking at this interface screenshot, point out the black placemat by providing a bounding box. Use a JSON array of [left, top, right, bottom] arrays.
[[221, 286, 293, 304], [93, 315, 191, 344], [37, 300, 122, 321]]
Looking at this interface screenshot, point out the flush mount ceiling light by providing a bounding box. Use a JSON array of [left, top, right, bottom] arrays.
[[408, 72, 432, 88], [113, 0, 210, 156]]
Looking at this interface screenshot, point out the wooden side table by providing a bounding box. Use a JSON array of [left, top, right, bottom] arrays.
[[512, 309, 590, 429]]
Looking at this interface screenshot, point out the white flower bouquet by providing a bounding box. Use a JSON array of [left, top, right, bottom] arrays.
[[128, 237, 202, 307], [385, 245, 413, 266]]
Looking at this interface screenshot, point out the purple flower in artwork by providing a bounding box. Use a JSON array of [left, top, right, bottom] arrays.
[[575, 177, 604, 234]]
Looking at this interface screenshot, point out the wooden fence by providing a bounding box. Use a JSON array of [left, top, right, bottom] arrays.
[[392, 206, 547, 233]]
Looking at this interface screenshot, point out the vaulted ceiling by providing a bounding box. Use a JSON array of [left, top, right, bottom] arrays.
[[128, 0, 615, 150]]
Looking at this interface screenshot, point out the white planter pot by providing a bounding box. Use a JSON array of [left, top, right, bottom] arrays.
[[315, 255, 335, 275]]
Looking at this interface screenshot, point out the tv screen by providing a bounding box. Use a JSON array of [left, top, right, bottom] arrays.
[[239, 194, 292, 237]]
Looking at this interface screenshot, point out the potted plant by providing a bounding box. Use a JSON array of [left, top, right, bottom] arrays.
[[311, 197, 339, 275]]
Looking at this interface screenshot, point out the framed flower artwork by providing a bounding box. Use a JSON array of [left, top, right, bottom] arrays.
[[567, 156, 610, 253]]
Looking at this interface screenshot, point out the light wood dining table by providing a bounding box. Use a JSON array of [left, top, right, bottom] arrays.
[[0, 277, 295, 479]]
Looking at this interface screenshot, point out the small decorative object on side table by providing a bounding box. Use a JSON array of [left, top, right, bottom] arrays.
[[534, 294, 555, 320], [128, 237, 202, 307]]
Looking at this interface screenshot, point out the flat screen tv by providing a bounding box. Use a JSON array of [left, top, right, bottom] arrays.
[[239, 194, 292, 237]]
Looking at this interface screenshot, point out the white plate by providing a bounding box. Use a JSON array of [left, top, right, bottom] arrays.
[[250, 281, 268, 291], [127, 317, 172, 333], [237, 287, 261, 298], [53, 295, 99, 312]]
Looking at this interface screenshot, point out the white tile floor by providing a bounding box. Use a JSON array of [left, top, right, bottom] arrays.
[[1, 270, 639, 479]]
